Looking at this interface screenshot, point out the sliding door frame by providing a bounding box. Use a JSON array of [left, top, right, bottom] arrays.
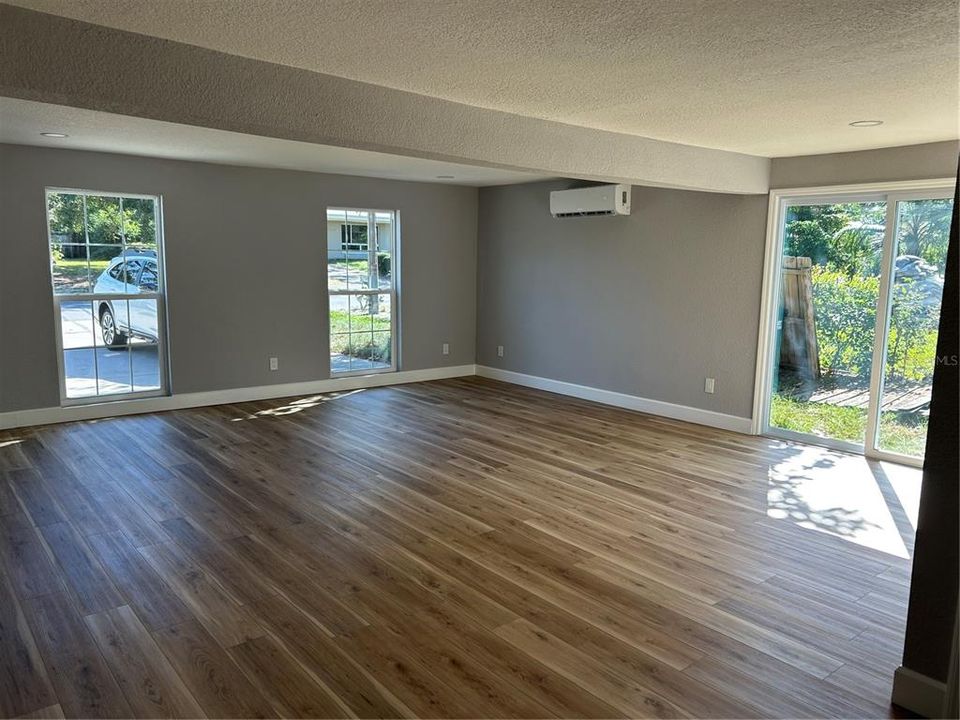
[[867, 185, 955, 464], [751, 178, 954, 467]]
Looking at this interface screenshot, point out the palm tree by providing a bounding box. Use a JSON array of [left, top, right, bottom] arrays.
[[895, 199, 952, 271]]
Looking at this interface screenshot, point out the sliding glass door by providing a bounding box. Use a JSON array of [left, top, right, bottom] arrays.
[[769, 199, 885, 446], [872, 196, 953, 457], [760, 182, 954, 464]]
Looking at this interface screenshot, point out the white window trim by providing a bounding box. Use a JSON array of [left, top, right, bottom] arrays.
[[327, 207, 400, 377], [751, 177, 955, 468], [45, 187, 171, 407]]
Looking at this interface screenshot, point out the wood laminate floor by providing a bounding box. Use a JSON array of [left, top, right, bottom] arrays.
[[0, 377, 919, 719]]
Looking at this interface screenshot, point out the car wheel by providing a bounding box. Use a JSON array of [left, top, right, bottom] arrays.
[[99, 306, 128, 349]]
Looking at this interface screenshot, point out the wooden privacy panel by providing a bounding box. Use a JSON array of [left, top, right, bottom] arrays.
[[779, 256, 820, 378]]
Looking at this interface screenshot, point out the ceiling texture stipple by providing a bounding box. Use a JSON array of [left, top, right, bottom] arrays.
[[5, 0, 958, 157], [0, 97, 547, 186]]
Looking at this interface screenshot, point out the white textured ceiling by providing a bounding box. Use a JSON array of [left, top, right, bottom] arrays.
[[6, 0, 959, 157], [0, 97, 547, 186]]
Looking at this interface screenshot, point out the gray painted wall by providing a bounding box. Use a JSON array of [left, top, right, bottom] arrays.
[[476, 180, 768, 419], [0, 144, 477, 412], [770, 141, 959, 188]]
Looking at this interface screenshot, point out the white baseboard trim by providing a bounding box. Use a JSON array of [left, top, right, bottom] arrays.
[[892, 666, 948, 718], [2, 364, 755, 435], [476, 365, 753, 434], [0, 364, 477, 430]]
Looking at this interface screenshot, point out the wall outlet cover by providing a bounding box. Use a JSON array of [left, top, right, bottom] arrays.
[[269, 357, 279, 371], [704, 377, 715, 394], [497, 345, 504, 357], [442, 343, 450, 355]]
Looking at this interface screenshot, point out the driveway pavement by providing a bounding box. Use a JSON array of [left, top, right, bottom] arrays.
[[330, 353, 390, 374], [59, 298, 386, 396], [59, 301, 160, 398]]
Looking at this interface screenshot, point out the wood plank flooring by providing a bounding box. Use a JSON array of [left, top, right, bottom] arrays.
[[0, 377, 916, 718]]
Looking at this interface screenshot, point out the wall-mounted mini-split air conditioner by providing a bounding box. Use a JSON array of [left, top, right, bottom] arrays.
[[549, 184, 631, 218]]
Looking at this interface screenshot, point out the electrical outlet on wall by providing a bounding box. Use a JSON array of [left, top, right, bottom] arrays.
[[442, 343, 450, 355], [704, 377, 715, 394], [497, 345, 504, 358], [269, 357, 279, 371]]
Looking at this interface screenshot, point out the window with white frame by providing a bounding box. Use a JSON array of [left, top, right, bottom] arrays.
[[327, 208, 397, 375], [46, 189, 168, 403]]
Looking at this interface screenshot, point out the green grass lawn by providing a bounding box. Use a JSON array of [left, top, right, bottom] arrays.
[[771, 394, 927, 457], [55, 258, 110, 272], [51, 258, 111, 291], [877, 412, 929, 457], [329, 309, 391, 360], [329, 309, 391, 334]]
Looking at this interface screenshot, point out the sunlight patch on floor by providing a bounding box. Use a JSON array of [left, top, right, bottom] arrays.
[[767, 446, 920, 558], [229, 388, 367, 420], [881, 461, 921, 530]]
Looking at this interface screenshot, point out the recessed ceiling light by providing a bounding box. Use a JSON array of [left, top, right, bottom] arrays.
[[40, 132, 69, 138], [436, 175, 455, 179], [848, 120, 883, 128]]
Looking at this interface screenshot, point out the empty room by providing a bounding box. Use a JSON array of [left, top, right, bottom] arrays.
[[0, 1, 958, 718]]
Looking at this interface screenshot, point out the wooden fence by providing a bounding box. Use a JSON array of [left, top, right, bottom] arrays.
[[779, 256, 820, 379]]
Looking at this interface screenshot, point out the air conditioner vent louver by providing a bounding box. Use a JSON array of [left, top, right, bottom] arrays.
[[549, 184, 631, 218], [553, 209, 617, 218]]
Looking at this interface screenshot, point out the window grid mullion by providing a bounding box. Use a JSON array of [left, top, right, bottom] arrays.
[[81, 198, 103, 395], [127, 300, 135, 393], [82, 193, 91, 292]]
